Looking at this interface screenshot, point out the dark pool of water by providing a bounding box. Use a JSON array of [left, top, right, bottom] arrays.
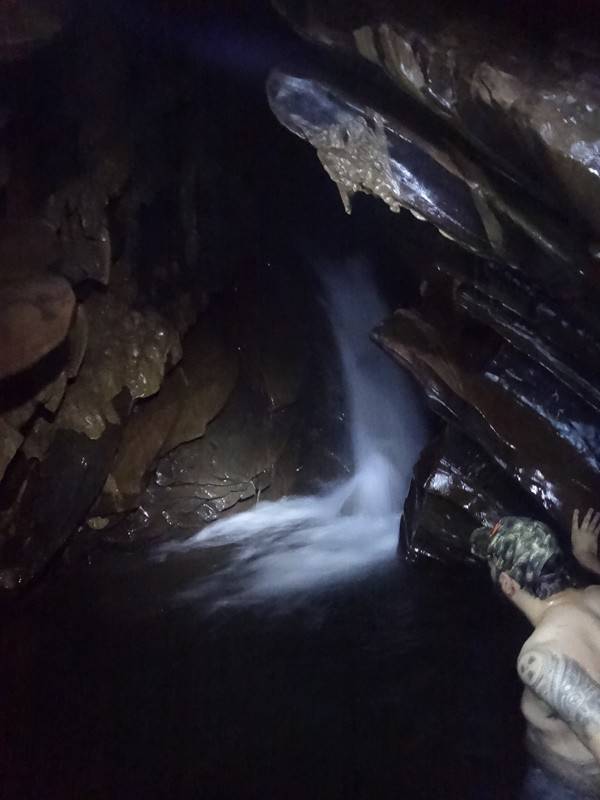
[[0, 551, 531, 800]]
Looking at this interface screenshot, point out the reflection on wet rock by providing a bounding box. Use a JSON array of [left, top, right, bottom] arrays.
[[374, 306, 600, 533], [106, 375, 297, 542], [98, 315, 239, 514], [57, 291, 183, 441], [267, 66, 593, 301], [402, 428, 561, 564], [270, 3, 600, 566], [274, 0, 600, 237]]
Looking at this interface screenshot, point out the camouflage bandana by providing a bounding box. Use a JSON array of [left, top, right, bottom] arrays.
[[470, 516, 570, 598]]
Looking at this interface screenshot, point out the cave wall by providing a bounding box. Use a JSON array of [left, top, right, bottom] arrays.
[[271, 0, 600, 564], [0, 0, 355, 591]]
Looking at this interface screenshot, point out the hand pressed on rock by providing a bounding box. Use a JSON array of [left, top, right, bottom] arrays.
[[572, 509, 600, 573]]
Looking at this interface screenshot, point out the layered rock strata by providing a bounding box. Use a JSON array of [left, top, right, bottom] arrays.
[[270, 4, 600, 563]]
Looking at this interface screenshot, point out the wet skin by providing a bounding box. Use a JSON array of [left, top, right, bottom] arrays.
[[511, 509, 600, 796]]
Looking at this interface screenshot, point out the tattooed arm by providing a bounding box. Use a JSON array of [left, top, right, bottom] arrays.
[[518, 647, 600, 763]]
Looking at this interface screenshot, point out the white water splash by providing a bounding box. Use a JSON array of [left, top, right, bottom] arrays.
[[160, 259, 428, 602]]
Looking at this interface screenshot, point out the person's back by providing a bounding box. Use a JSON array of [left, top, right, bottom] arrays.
[[471, 509, 600, 799], [520, 588, 600, 794]]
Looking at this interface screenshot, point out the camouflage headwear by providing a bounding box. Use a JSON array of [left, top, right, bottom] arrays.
[[470, 516, 572, 599]]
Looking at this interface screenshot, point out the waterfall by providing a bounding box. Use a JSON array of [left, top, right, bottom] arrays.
[[158, 259, 428, 603]]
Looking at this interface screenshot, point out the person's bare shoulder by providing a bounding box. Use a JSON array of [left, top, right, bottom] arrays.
[[575, 587, 600, 626], [521, 601, 587, 650], [583, 585, 600, 611], [519, 627, 558, 657]]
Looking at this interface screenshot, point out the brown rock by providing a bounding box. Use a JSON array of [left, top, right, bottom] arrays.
[[56, 290, 182, 441], [96, 314, 239, 515], [374, 307, 600, 532], [1, 308, 82, 461], [156, 382, 292, 492], [104, 367, 188, 511], [0, 274, 75, 379], [109, 380, 295, 542], [160, 319, 239, 454]]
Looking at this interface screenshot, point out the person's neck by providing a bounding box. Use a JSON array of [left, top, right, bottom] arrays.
[[514, 588, 576, 627]]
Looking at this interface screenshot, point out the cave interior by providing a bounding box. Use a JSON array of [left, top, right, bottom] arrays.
[[1, 0, 600, 798]]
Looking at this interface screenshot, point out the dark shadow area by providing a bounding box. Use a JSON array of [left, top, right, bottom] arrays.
[[1, 556, 529, 800]]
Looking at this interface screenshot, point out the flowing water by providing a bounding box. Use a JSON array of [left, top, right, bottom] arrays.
[[0, 260, 531, 800], [157, 259, 428, 606]]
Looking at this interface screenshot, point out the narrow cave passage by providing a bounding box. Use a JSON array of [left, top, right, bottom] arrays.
[[2, 1, 600, 799]]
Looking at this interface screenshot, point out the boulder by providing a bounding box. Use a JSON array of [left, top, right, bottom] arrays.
[[0, 274, 75, 379], [54, 290, 182, 441], [456, 283, 600, 414]]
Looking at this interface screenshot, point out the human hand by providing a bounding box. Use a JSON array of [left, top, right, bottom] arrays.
[[572, 508, 600, 559]]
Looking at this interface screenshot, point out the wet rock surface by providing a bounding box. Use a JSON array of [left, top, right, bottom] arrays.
[[271, 1, 600, 565], [400, 428, 562, 565], [268, 65, 596, 304], [373, 306, 600, 532], [274, 0, 600, 238], [0, 0, 339, 590]]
